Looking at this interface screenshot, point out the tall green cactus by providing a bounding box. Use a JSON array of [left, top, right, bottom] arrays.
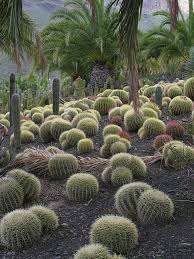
[[11, 94, 21, 149], [154, 85, 163, 108], [52, 78, 60, 115], [9, 73, 16, 125]]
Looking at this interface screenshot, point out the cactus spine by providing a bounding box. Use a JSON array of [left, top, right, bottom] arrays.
[[11, 94, 21, 149], [9, 73, 16, 125], [154, 85, 163, 108], [52, 78, 60, 115]]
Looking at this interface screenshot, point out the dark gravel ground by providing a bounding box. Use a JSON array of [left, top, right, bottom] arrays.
[[0, 112, 194, 259]]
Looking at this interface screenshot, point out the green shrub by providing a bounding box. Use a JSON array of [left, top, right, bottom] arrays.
[[48, 153, 79, 179], [0, 209, 42, 250], [163, 141, 194, 169], [103, 124, 122, 137], [0, 177, 24, 213], [73, 244, 111, 259], [109, 90, 128, 103], [66, 128, 86, 147], [124, 110, 144, 132], [141, 107, 158, 119], [90, 215, 138, 255], [184, 77, 194, 101], [39, 121, 53, 143], [110, 141, 127, 155], [30, 205, 59, 234], [51, 119, 72, 140], [115, 182, 152, 220], [66, 173, 99, 202], [167, 85, 182, 99], [111, 167, 133, 187], [32, 112, 44, 125], [94, 97, 116, 115], [137, 189, 174, 225], [138, 118, 166, 139], [77, 138, 94, 154], [77, 118, 99, 137], [101, 166, 113, 184], [7, 169, 41, 201], [169, 96, 193, 115]]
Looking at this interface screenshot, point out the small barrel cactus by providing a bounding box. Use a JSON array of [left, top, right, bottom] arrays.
[[108, 107, 121, 120], [0, 149, 10, 167], [11, 93, 21, 149], [153, 134, 173, 150], [138, 118, 166, 139], [40, 121, 53, 143], [141, 107, 158, 119], [11, 130, 35, 145], [109, 90, 129, 104], [66, 173, 99, 202], [137, 189, 174, 225], [94, 97, 116, 115], [90, 215, 138, 255], [0, 119, 10, 128], [72, 112, 98, 128], [51, 119, 72, 140], [110, 115, 123, 126], [154, 85, 163, 107], [110, 141, 127, 155], [124, 110, 145, 132], [169, 96, 193, 115], [166, 120, 185, 139], [46, 146, 62, 154], [0, 209, 42, 250], [184, 77, 194, 101], [73, 244, 111, 259], [143, 85, 156, 97], [77, 118, 99, 137], [48, 153, 79, 179], [77, 138, 94, 154], [163, 141, 194, 169], [0, 177, 24, 213], [7, 169, 41, 201], [111, 167, 133, 187], [141, 102, 161, 117], [100, 144, 111, 158], [167, 85, 182, 99], [28, 124, 40, 136], [103, 124, 122, 137], [32, 112, 44, 125], [52, 78, 60, 115], [115, 182, 152, 220], [59, 130, 69, 145], [110, 153, 147, 178], [29, 205, 59, 234], [101, 166, 113, 184], [66, 128, 86, 147]]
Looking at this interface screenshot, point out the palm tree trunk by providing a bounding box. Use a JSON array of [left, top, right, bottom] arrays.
[[168, 0, 179, 32]]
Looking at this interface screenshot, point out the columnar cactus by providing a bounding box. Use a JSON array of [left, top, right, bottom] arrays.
[[52, 78, 60, 115], [11, 93, 21, 149], [154, 85, 163, 108], [9, 73, 16, 125]]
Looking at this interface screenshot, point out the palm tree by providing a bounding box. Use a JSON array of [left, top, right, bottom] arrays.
[[167, 0, 179, 32], [112, 0, 143, 111], [0, 0, 36, 71], [42, 0, 120, 85]]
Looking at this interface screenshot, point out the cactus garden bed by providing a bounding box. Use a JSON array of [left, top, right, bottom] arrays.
[[0, 81, 194, 259]]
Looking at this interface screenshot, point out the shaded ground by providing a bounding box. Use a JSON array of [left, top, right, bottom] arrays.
[[0, 113, 194, 259]]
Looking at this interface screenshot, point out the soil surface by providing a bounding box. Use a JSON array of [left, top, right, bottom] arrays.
[[0, 112, 194, 259]]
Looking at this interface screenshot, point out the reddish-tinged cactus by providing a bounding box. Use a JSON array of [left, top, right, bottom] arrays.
[[110, 115, 123, 126], [117, 130, 131, 141], [166, 120, 185, 139], [153, 134, 173, 150]]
